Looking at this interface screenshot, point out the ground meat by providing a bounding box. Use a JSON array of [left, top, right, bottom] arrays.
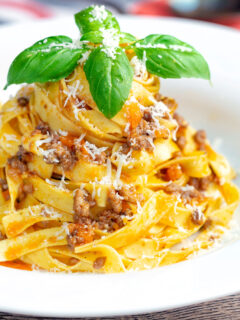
[[126, 106, 170, 151], [129, 135, 154, 151], [176, 136, 186, 150], [118, 185, 138, 204], [181, 188, 204, 203], [17, 146, 33, 162], [173, 113, 188, 128], [96, 210, 125, 232], [45, 142, 77, 171], [173, 113, 188, 150], [201, 218, 212, 231], [161, 97, 178, 112], [93, 257, 106, 270], [108, 188, 123, 214], [18, 182, 34, 201], [94, 152, 107, 164], [164, 183, 204, 203], [143, 109, 153, 122], [121, 143, 131, 155], [209, 234, 219, 242], [126, 119, 155, 151], [73, 189, 91, 223], [0, 179, 8, 191], [191, 208, 204, 225], [69, 257, 79, 266], [8, 146, 33, 173], [35, 121, 51, 135], [194, 130, 207, 150], [160, 164, 183, 181], [67, 223, 94, 250], [155, 93, 162, 101], [164, 183, 182, 194], [188, 176, 213, 191], [17, 97, 29, 107]]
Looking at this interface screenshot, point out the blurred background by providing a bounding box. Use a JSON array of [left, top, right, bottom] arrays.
[[0, 0, 240, 29]]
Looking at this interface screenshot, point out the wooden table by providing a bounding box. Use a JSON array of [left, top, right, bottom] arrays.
[[1, 293, 240, 320]]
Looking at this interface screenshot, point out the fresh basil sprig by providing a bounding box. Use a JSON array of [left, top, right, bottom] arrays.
[[84, 47, 133, 119], [4, 5, 211, 119], [130, 34, 210, 80], [5, 36, 87, 89]]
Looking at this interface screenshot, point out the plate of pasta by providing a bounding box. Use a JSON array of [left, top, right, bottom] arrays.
[[0, 6, 240, 317]]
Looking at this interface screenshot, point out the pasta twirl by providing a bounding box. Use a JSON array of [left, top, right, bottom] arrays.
[[0, 5, 239, 273]]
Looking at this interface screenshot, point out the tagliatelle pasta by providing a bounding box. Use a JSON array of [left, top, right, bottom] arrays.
[[0, 63, 238, 273], [0, 5, 239, 273]]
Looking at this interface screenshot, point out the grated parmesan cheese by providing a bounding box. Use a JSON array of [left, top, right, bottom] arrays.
[[78, 50, 91, 65], [130, 54, 147, 79], [90, 5, 108, 22], [84, 141, 108, 161], [45, 177, 68, 191], [63, 80, 82, 107], [3, 134, 19, 142], [58, 129, 68, 136]]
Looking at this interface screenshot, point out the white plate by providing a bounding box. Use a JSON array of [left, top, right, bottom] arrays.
[[0, 15, 240, 318]]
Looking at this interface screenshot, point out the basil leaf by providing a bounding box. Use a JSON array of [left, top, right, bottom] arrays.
[[119, 32, 136, 44], [84, 46, 133, 119], [132, 34, 210, 80], [80, 31, 136, 45], [75, 6, 120, 35], [5, 36, 87, 88], [80, 31, 103, 44]]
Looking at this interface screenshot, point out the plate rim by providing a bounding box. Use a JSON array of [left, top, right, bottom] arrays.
[[0, 15, 240, 317]]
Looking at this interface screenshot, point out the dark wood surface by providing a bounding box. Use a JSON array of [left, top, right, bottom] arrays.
[[0, 293, 240, 319]]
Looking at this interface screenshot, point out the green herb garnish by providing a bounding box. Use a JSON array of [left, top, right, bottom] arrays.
[[4, 5, 210, 118]]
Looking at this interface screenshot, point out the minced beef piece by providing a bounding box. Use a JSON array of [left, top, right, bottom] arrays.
[[161, 97, 178, 112], [96, 210, 125, 232], [73, 189, 91, 223], [67, 223, 94, 250], [118, 185, 138, 204], [121, 143, 131, 155], [173, 113, 188, 128], [8, 146, 33, 173], [173, 113, 188, 150], [164, 183, 204, 203], [164, 183, 182, 194], [126, 119, 155, 152], [155, 93, 162, 101], [176, 136, 186, 150], [69, 257, 79, 266], [93, 257, 106, 270], [0, 179, 8, 191], [191, 208, 204, 225], [18, 182, 34, 202], [45, 142, 77, 171], [188, 176, 213, 191], [108, 188, 122, 214], [17, 97, 29, 107], [94, 152, 107, 164], [143, 109, 153, 122], [194, 130, 207, 150], [181, 188, 204, 203], [35, 121, 51, 135], [129, 135, 154, 151], [201, 218, 212, 231]]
